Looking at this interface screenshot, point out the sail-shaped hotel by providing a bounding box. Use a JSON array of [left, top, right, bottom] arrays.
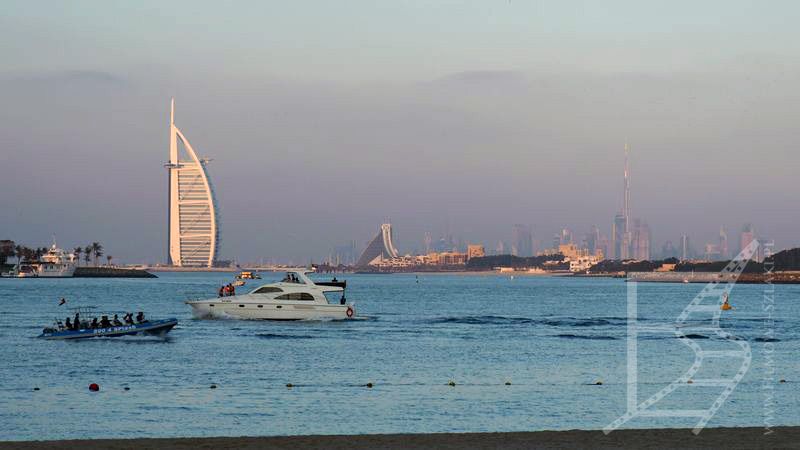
[[165, 99, 220, 267]]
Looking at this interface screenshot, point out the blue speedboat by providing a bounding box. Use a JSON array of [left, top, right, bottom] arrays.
[[38, 307, 177, 340]]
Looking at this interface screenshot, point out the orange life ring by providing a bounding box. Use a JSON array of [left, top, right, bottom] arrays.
[[346, 307, 354, 318]]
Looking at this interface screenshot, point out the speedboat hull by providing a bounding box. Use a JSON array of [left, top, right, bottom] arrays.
[[38, 319, 178, 340], [187, 299, 354, 321]]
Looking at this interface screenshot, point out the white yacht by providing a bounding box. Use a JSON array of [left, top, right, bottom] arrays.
[[186, 271, 356, 321], [10, 244, 76, 278]]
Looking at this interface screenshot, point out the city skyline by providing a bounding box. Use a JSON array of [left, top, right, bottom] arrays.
[[1, 2, 799, 263]]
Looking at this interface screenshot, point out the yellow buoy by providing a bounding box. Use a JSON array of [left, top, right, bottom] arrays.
[[721, 293, 732, 310]]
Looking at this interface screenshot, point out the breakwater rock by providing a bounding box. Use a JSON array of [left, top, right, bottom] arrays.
[[74, 267, 157, 278], [628, 271, 800, 284]]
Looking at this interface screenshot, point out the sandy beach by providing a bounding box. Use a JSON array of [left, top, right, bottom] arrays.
[[2, 427, 798, 450]]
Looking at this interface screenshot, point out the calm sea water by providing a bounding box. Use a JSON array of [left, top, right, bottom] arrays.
[[0, 273, 798, 440]]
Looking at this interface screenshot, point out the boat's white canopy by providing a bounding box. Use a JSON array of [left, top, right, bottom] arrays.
[[246, 270, 344, 294]]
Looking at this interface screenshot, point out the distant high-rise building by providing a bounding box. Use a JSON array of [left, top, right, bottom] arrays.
[[423, 232, 432, 254], [560, 228, 573, 245], [495, 240, 506, 255], [166, 99, 220, 267], [456, 236, 466, 253], [586, 226, 601, 256], [740, 224, 755, 255], [755, 236, 769, 263], [704, 243, 721, 261], [718, 226, 729, 259], [612, 213, 628, 259], [631, 220, 651, 260], [680, 234, 691, 261], [512, 224, 533, 257], [611, 143, 633, 260], [661, 240, 678, 259], [333, 240, 358, 266], [552, 233, 561, 252], [356, 223, 399, 267], [597, 235, 610, 260]]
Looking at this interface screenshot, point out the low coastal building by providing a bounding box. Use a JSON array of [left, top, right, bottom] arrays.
[[467, 244, 485, 260]]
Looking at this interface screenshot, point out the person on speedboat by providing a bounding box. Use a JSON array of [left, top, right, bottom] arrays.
[[90, 317, 99, 328], [123, 312, 134, 325], [136, 312, 146, 323], [65, 318, 72, 330], [113, 315, 122, 326], [100, 316, 112, 328], [73, 313, 81, 330]]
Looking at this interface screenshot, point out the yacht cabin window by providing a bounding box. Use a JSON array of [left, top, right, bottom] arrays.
[[275, 292, 315, 301], [253, 286, 283, 294]]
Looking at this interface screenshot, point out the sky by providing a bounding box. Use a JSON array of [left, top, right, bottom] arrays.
[[1, 1, 799, 263]]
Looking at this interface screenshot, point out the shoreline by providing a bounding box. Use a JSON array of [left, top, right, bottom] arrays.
[[2, 427, 797, 449]]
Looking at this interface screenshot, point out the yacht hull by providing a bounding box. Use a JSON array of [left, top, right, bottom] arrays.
[[15, 268, 76, 278], [187, 299, 354, 321]]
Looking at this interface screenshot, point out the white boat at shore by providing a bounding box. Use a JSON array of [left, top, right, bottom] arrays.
[[185, 271, 355, 321], [2, 243, 76, 278]]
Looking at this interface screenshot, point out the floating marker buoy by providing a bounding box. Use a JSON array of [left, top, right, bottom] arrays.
[[505, 381, 511, 386], [448, 380, 456, 387], [210, 384, 217, 389], [286, 383, 293, 388], [366, 382, 373, 388], [89, 383, 100, 392]]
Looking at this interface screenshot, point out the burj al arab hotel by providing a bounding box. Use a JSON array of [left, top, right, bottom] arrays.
[[165, 99, 220, 267]]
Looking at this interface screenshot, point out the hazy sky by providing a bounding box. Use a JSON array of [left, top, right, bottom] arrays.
[[1, 1, 799, 263]]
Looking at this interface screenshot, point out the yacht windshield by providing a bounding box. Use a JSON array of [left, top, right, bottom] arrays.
[[280, 272, 305, 284]]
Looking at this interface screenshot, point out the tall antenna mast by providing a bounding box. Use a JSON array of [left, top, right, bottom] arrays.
[[623, 141, 631, 232]]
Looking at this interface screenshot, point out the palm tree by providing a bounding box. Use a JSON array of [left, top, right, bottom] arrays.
[[0, 244, 14, 265], [106, 255, 112, 267], [84, 246, 93, 266], [91, 242, 104, 266], [73, 247, 82, 266]]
